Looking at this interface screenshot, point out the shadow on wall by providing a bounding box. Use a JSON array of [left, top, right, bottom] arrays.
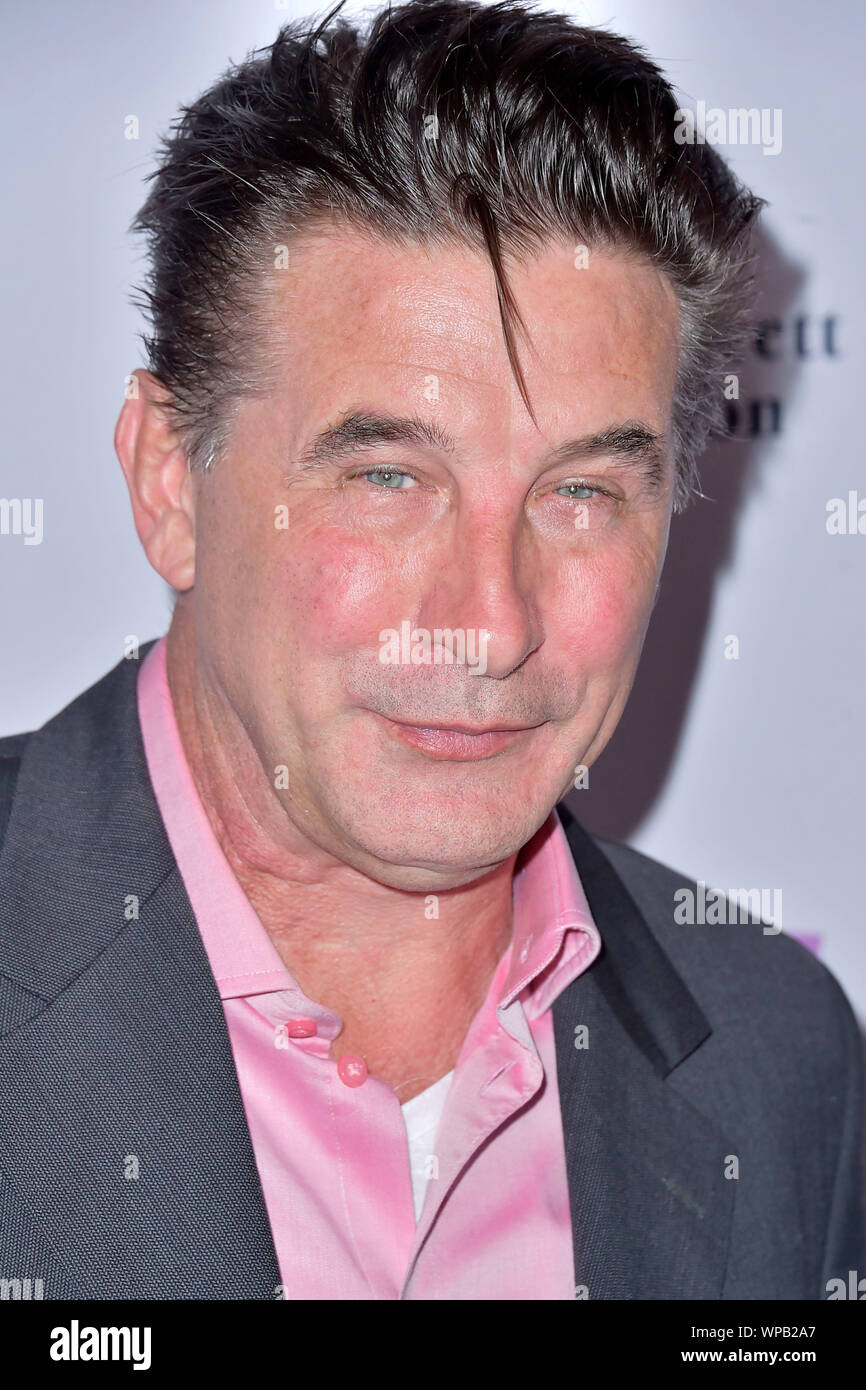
[[567, 224, 806, 843]]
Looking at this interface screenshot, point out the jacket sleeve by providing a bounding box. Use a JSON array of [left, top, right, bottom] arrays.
[[819, 980, 866, 1297]]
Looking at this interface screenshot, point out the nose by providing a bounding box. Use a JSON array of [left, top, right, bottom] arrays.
[[415, 507, 542, 679]]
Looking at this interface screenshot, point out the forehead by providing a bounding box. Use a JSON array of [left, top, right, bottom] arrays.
[[262, 220, 680, 447]]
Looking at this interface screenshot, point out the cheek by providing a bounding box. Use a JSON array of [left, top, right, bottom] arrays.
[[282, 524, 412, 649], [552, 541, 657, 672]]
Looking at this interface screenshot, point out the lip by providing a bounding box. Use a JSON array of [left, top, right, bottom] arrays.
[[372, 713, 540, 761]]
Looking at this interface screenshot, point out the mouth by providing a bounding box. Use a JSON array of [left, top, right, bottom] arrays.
[[371, 713, 541, 761]]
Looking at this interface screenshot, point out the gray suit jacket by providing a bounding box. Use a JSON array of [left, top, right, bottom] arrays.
[[0, 641, 862, 1299]]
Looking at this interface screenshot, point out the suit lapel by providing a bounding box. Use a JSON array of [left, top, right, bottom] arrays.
[[554, 807, 737, 1299], [0, 644, 281, 1298]]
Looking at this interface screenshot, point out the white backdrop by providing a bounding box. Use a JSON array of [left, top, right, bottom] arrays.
[[1, 0, 863, 1021]]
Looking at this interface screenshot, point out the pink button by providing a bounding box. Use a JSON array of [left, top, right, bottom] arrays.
[[337, 1053, 368, 1087], [286, 1017, 317, 1038]]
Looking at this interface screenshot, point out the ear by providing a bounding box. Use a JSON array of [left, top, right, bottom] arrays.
[[114, 368, 197, 591]]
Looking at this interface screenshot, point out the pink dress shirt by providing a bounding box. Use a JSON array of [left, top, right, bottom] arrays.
[[137, 636, 602, 1299]]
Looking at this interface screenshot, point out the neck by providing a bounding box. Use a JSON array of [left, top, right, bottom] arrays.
[[164, 603, 517, 1098]]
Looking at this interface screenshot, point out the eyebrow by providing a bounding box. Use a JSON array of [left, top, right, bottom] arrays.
[[294, 410, 668, 490]]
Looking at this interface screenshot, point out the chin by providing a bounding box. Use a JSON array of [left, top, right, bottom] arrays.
[[335, 799, 548, 881]]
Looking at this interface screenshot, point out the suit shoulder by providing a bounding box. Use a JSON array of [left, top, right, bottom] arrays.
[[0, 731, 30, 760], [591, 831, 862, 1042]]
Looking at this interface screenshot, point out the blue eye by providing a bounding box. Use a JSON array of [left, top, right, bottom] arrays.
[[356, 468, 416, 489], [556, 483, 597, 499]]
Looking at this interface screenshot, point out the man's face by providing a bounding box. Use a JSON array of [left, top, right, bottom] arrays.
[[187, 222, 680, 889]]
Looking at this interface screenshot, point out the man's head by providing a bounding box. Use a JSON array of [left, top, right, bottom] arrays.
[[115, 0, 763, 890]]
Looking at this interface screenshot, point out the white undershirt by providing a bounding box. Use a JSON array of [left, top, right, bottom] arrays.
[[400, 1069, 455, 1222]]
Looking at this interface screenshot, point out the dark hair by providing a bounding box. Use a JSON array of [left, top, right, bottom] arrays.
[[130, 0, 765, 510]]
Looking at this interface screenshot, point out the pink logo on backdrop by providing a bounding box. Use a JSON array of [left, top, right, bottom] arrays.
[[789, 932, 823, 956]]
